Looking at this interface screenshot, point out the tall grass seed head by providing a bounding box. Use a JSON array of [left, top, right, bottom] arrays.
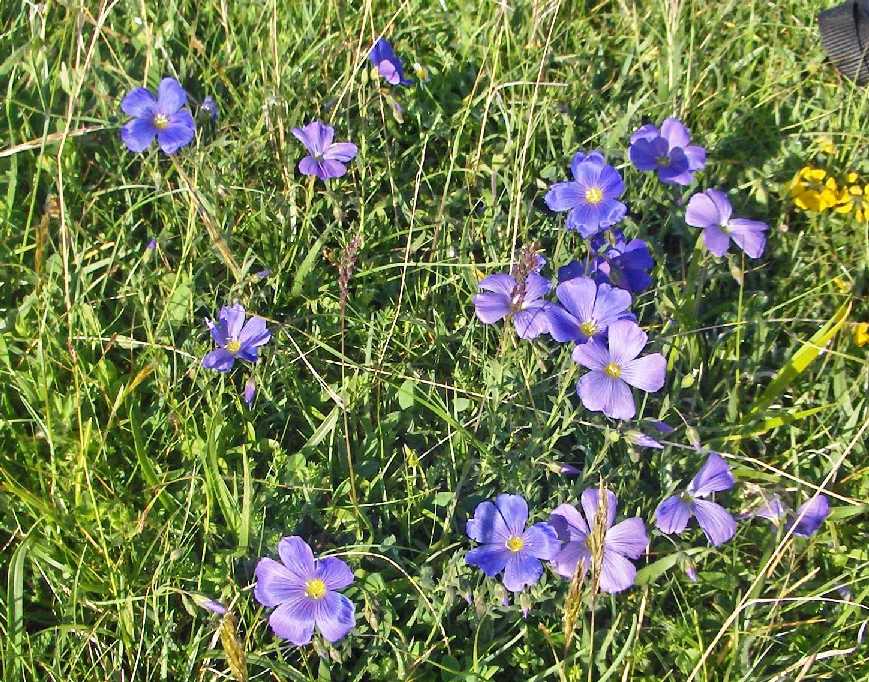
[[548, 487, 648, 594]]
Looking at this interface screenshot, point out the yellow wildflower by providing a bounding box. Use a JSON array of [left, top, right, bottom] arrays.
[[818, 136, 836, 155], [833, 180, 868, 222], [831, 276, 851, 294], [854, 322, 869, 348], [790, 166, 839, 212]]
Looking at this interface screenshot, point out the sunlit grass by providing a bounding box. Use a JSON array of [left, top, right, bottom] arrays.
[[0, 0, 866, 679]]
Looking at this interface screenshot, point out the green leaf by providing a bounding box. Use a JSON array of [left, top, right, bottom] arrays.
[[634, 552, 681, 586], [433, 491, 454, 506], [162, 271, 193, 324], [635, 547, 708, 586], [290, 226, 332, 299], [722, 403, 837, 440], [747, 300, 851, 417], [397, 378, 416, 410]]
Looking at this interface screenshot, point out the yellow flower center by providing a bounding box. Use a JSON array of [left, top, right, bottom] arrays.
[[505, 536, 524, 552], [226, 339, 241, 354], [304, 578, 327, 600], [656, 155, 671, 167], [604, 362, 621, 379], [153, 113, 170, 130], [585, 187, 604, 205], [580, 321, 597, 337]]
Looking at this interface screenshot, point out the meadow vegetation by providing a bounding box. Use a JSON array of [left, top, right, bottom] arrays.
[[1, 0, 867, 679]]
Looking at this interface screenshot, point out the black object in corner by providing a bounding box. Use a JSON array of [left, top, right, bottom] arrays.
[[818, 0, 869, 85]]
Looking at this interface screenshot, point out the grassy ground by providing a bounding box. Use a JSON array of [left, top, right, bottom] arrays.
[[1, 0, 867, 679]]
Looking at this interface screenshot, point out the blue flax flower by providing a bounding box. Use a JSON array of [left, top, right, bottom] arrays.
[[466, 494, 560, 592], [202, 303, 271, 373], [629, 117, 706, 185], [654, 453, 737, 546], [549, 488, 648, 593], [191, 594, 227, 615], [624, 429, 664, 449], [255, 536, 355, 645], [572, 320, 666, 420], [369, 38, 412, 86], [120, 77, 196, 155], [544, 151, 627, 238], [472, 271, 551, 339], [596, 237, 655, 293], [685, 189, 768, 258], [560, 230, 654, 294], [546, 277, 633, 344], [557, 259, 603, 285], [292, 121, 358, 181], [745, 493, 830, 537], [790, 495, 831, 537]]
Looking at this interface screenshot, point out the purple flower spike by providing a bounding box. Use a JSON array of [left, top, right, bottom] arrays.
[[547, 277, 633, 344], [549, 488, 648, 594], [545, 151, 627, 239], [369, 38, 413, 86], [629, 117, 706, 185], [465, 494, 561, 592], [254, 537, 355, 646], [202, 303, 271, 373], [292, 121, 358, 181], [790, 495, 830, 537], [685, 189, 769, 259], [572, 320, 667, 420], [120, 77, 196, 155], [654, 453, 737, 546], [472, 271, 551, 340], [596, 238, 655, 293]]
